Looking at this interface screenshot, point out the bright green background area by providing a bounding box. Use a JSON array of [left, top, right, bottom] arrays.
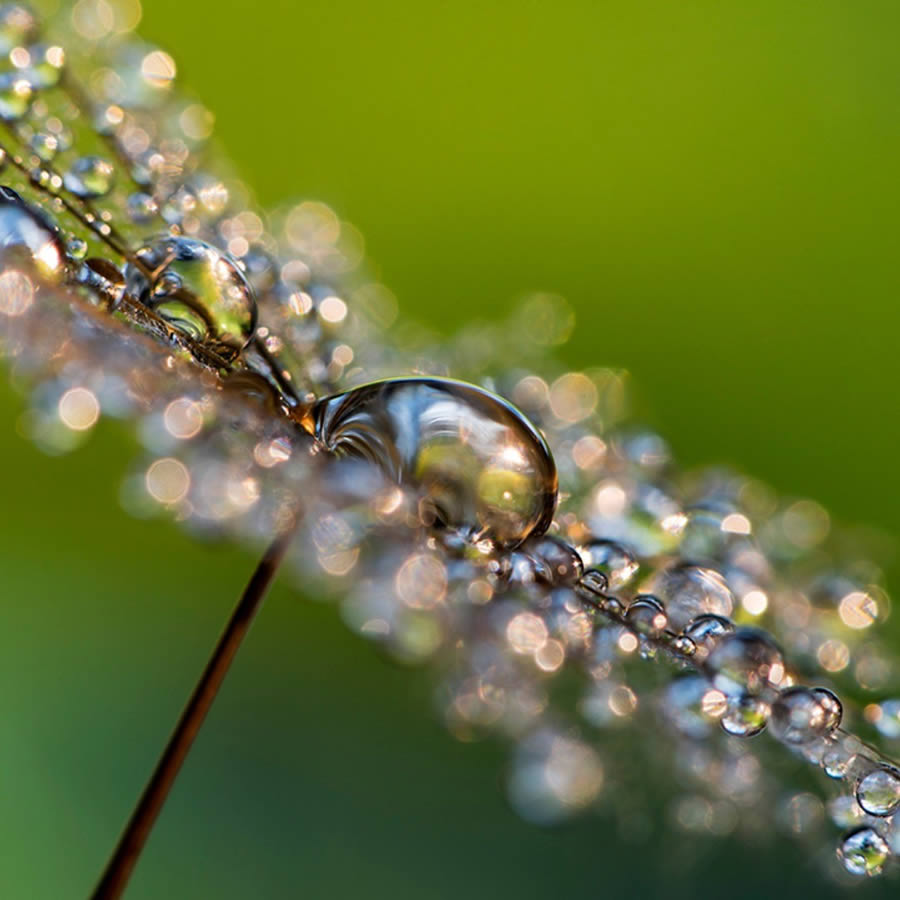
[[3, 0, 900, 896]]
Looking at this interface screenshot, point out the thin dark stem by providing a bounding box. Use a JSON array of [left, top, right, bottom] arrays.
[[90, 529, 295, 900]]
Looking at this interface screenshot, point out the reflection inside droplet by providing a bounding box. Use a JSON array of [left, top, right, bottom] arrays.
[[305, 377, 558, 547]]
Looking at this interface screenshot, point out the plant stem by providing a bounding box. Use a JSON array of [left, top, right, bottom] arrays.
[[90, 530, 295, 900]]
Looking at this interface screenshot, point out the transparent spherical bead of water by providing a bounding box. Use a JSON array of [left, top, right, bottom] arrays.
[[683, 613, 734, 660], [63, 156, 115, 199], [705, 627, 785, 697], [0, 185, 64, 278], [625, 595, 667, 637], [519, 535, 583, 585], [655, 563, 734, 630], [769, 686, 842, 745], [838, 827, 890, 876], [305, 377, 558, 547], [125, 236, 258, 352], [856, 766, 900, 817], [576, 539, 639, 589], [720, 694, 770, 737]]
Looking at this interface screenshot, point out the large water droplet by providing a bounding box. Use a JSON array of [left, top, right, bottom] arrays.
[[306, 377, 558, 547], [838, 827, 890, 876], [856, 766, 900, 817], [64, 155, 115, 198], [770, 686, 842, 745], [0, 185, 64, 278], [125, 235, 258, 352]]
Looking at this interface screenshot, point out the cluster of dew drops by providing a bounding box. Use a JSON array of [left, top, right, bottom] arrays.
[[1, 0, 900, 885]]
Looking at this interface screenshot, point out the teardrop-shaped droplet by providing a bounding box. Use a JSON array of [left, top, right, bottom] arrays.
[[125, 235, 258, 352], [0, 185, 64, 278], [306, 377, 558, 547], [63, 155, 115, 198]]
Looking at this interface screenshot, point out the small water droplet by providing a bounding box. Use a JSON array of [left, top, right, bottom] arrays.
[[720, 694, 769, 737], [662, 675, 713, 738], [0, 185, 64, 278], [838, 827, 889, 876], [684, 613, 734, 654], [519, 535, 582, 585], [126, 235, 258, 352], [625, 594, 667, 637], [30, 131, 58, 162], [705, 627, 784, 697], [770, 686, 842, 745], [127, 191, 158, 224], [0, 71, 31, 120], [576, 538, 639, 589], [856, 766, 900, 817], [655, 563, 734, 630], [66, 236, 88, 260], [307, 377, 558, 547], [577, 568, 609, 598], [64, 155, 115, 198]]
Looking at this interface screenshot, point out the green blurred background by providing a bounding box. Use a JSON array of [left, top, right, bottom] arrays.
[[3, 0, 900, 895]]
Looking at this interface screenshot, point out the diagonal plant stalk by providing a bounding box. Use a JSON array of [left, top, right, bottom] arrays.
[[90, 528, 296, 900]]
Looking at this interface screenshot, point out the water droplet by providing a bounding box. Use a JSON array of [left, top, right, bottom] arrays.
[[720, 694, 769, 737], [0, 185, 64, 278], [127, 191, 158, 225], [577, 568, 609, 598], [519, 535, 582, 585], [872, 699, 900, 739], [705, 627, 785, 697], [856, 766, 900, 817], [64, 156, 115, 198], [625, 594, 667, 637], [66, 236, 88, 260], [662, 675, 714, 738], [0, 71, 31, 120], [126, 235, 258, 352], [0, 4, 37, 53], [25, 43, 66, 89], [576, 539, 638, 589], [307, 377, 558, 547], [507, 729, 603, 824], [770, 686, 842, 745], [684, 613, 734, 655], [30, 131, 59, 162], [655, 563, 734, 630], [838, 827, 890, 876]]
